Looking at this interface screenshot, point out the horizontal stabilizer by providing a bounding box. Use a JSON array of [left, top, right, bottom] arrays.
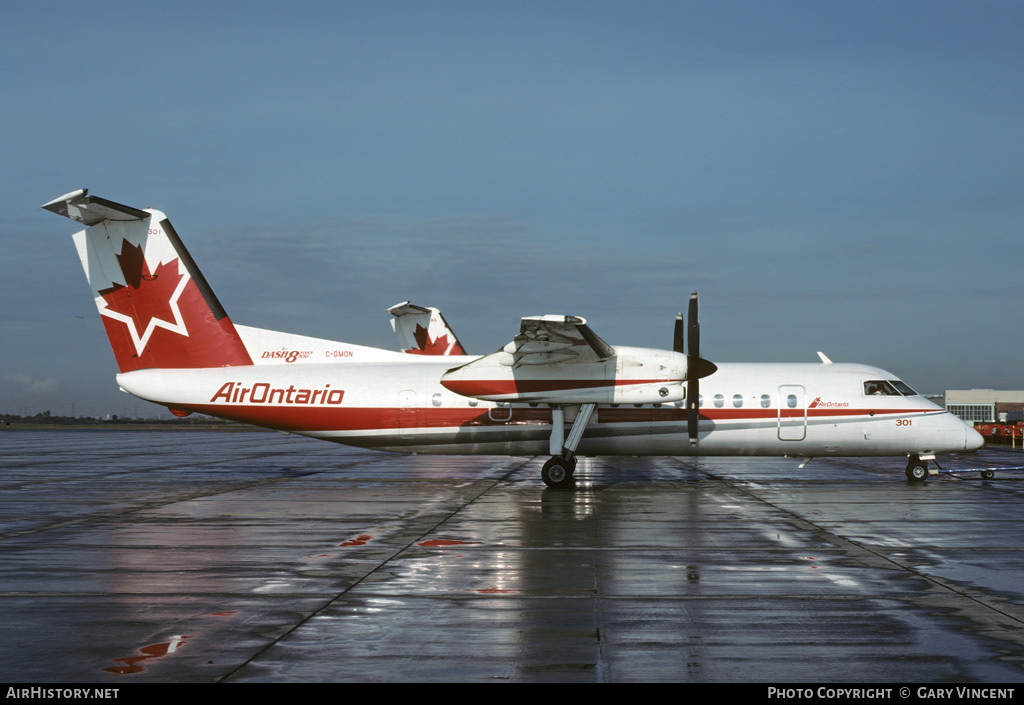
[[386, 301, 432, 317], [41, 189, 150, 226]]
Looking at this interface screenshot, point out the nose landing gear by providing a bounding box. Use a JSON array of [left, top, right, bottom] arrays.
[[905, 458, 928, 482]]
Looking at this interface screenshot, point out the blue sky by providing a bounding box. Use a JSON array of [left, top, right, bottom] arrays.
[[2, 0, 1021, 417]]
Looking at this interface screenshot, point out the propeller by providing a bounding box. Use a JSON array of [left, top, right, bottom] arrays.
[[674, 312, 685, 356], [676, 291, 717, 446]]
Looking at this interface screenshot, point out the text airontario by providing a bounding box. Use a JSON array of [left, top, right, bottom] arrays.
[[210, 381, 344, 405]]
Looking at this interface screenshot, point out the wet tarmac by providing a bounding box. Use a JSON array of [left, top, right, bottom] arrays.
[[2, 429, 1024, 683]]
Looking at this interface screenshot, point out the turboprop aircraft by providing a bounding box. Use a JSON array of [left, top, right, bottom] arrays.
[[43, 189, 984, 487]]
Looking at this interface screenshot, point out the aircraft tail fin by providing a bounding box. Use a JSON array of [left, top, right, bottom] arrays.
[[43, 189, 253, 372], [387, 301, 466, 355]]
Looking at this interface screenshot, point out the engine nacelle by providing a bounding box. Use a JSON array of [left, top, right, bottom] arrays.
[[440, 346, 689, 404]]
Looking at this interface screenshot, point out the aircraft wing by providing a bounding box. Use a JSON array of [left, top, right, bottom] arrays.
[[502, 315, 615, 367]]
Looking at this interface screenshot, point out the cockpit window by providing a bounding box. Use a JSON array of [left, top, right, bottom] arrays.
[[864, 380, 899, 396], [863, 380, 918, 396], [889, 380, 918, 396]]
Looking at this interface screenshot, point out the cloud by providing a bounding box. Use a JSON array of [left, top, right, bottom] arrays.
[[5, 373, 59, 395]]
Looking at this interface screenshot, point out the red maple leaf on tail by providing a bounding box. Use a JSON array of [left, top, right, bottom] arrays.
[[97, 240, 186, 343], [407, 323, 464, 355]]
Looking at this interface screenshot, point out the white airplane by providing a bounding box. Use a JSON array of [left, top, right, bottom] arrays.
[[43, 189, 984, 487]]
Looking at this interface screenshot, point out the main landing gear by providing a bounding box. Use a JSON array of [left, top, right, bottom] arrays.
[[541, 456, 577, 489], [541, 403, 595, 488]]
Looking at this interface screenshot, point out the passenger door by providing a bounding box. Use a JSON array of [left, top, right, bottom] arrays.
[[777, 385, 806, 441]]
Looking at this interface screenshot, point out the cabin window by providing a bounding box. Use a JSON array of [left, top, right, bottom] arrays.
[[432, 393, 442, 407], [786, 394, 798, 408], [468, 398, 478, 407], [760, 394, 771, 408], [713, 394, 724, 408], [732, 394, 743, 408], [698, 395, 703, 408]]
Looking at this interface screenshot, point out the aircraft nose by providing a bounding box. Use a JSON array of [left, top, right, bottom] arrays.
[[966, 424, 985, 452]]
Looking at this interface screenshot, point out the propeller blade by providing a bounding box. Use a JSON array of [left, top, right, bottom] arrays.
[[686, 357, 718, 445], [687, 290, 699, 361], [674, 312, 684, 354], [688, 379, 700, 444], [686, 291, 709, 445]]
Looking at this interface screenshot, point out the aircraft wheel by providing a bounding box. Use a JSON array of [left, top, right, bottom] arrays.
[[981, 470, 995, 480], [542, 456, 575, 489], [905, 463, 928, 483]]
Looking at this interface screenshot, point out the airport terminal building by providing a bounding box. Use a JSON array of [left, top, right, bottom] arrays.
[[944, 389, 1024, 423]]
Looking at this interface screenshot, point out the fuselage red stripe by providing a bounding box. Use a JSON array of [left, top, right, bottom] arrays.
[[180, 403, 940, 432]]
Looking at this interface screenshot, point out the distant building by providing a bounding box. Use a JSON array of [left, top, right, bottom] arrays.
[[945, 390, 1024, 423]]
